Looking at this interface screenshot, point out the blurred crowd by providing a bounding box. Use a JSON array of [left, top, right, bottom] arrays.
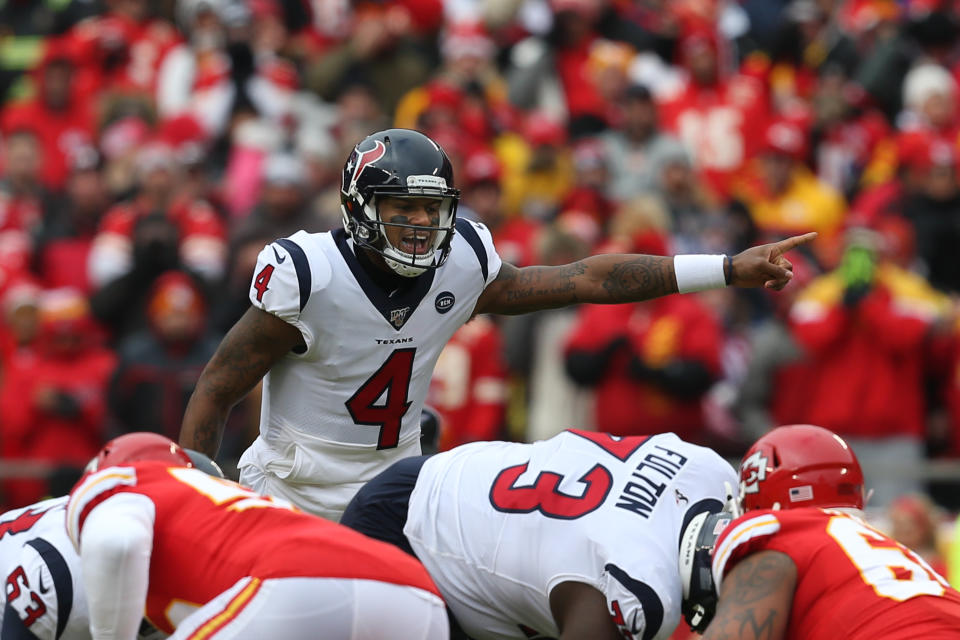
[[2, 0, 960, 556]]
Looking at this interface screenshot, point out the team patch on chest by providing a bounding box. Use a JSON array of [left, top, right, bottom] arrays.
[[389, 306, 411, 329]]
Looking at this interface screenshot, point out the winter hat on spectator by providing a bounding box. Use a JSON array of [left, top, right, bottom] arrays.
[[135, 141, 176, 177], [523, 112, 567, 147], [463, 149, 502, 187], [2, 275, 41, 317], [263, 152, 307, 187], [763, 119, 807, 159], [898, 133, 955, 172], [607, 195, 670, 252], [442, 22, 495, 61], [903, 64, 956, 114], [555, 209, 602, 248], [841, 0, 899, 33], [572, 139, 606, 172], [147, 271, 206, 343], [100, 116, 152, 161], [177, 0, 231, 27], [426, 82, 464, 112], [37, 287, 97, 353], [158, 115, 208, 167], [249, 0, 283, 19], [67, 144, 103, 173], [587, 39, 635, 78]]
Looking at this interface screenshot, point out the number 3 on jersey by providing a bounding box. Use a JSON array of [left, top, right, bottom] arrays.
[[346, 348, 416, 449]]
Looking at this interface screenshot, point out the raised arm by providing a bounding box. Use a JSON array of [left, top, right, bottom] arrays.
[[701, 550, 796, 640], [179, 306, 303, 457], [475, 233, 817, 315]]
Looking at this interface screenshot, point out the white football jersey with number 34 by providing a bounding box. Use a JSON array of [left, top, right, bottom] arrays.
[[240, 220, 501, 520]]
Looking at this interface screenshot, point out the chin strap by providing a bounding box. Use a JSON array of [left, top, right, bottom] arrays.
[[723, 481, 743, 519]]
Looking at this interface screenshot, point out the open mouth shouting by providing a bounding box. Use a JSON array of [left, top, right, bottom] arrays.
[[399, 231, 432, 256]]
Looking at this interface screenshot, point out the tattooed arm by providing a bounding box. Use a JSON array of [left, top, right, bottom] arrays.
[[701, 551, 797, 640], [179, 307, 304, 457], [474, 233, 817, 315]]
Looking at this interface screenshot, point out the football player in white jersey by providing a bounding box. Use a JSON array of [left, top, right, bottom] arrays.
[[0, 452, 221, 640], [1, 496, 91, 640], [340, 430, 737, 640], [180, 127, 815, 521]]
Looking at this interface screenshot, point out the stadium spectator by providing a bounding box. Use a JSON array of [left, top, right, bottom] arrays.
[[89, 210, 207, 342], [901, 137, 960, 293], [108, 271, 220, 441], [788, 229, 949, 505], [564, 231, 724, 444], [0, 276, 41, 366], [601, 83, 686, 203], [459, 148, 542, 268], [395, 21, 509, 151], [657, 28, 770, 201], [0, 38, 96, 191], [234, 152, 319, 239], [428, 316, 508, 450], [88, 139, 226, 293], [35, 145, 108, 293], [304, 2, 433, 116], [735, 253, 817, 440], [499, 111, 574, 222], [0, 289, 115, 507], [733, 118, 847, 251], [888, 493, 948, 578], [501, 223, 594, 442]]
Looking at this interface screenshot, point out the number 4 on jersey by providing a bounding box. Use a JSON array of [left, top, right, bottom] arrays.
[[253, 264, 275, 302], [346, 348, 416, 449]]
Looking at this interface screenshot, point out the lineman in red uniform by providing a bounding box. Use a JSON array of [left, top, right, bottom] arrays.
[[704, 425, 960, 640], [66, 433, 447, 640]]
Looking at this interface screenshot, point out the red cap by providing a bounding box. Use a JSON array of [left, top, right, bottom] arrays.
[[763, 119, 807, 159], [463, 149, 502, 186], [523, 112, 567, 147], [898, 132, 955, 172]]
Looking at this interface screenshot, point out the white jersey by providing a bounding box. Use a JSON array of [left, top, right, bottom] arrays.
[[240, 220, 501, 519], [404, 431, 737, 640], [0, 497, 90, 640]]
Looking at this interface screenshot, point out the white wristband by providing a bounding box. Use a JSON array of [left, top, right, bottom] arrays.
[[674, 255, 728, 293]]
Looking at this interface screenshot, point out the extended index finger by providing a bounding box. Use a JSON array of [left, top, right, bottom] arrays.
[[774, 232, 818, 253]]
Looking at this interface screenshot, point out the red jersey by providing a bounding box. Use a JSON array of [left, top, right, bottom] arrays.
[[429, 316, 507, 450], [712, 508, 960, 639], [66, 462, 440, 633], [657, 74, 769, 201]]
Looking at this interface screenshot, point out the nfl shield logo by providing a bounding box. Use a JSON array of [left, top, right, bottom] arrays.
[[390, 307, 410, 329]]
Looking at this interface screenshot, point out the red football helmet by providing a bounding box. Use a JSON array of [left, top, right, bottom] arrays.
[[740, 424, 864, 511], [88, 432, 192, 472]]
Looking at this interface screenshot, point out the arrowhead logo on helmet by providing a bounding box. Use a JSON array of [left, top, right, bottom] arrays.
[[738, 424, 865, 512], [740, 450, 769, 495]]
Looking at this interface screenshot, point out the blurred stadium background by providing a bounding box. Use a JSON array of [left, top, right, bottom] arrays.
[[1, 0, 960, 596]]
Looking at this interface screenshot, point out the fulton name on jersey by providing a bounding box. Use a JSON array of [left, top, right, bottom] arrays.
[[615, 445, 689, 519]]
